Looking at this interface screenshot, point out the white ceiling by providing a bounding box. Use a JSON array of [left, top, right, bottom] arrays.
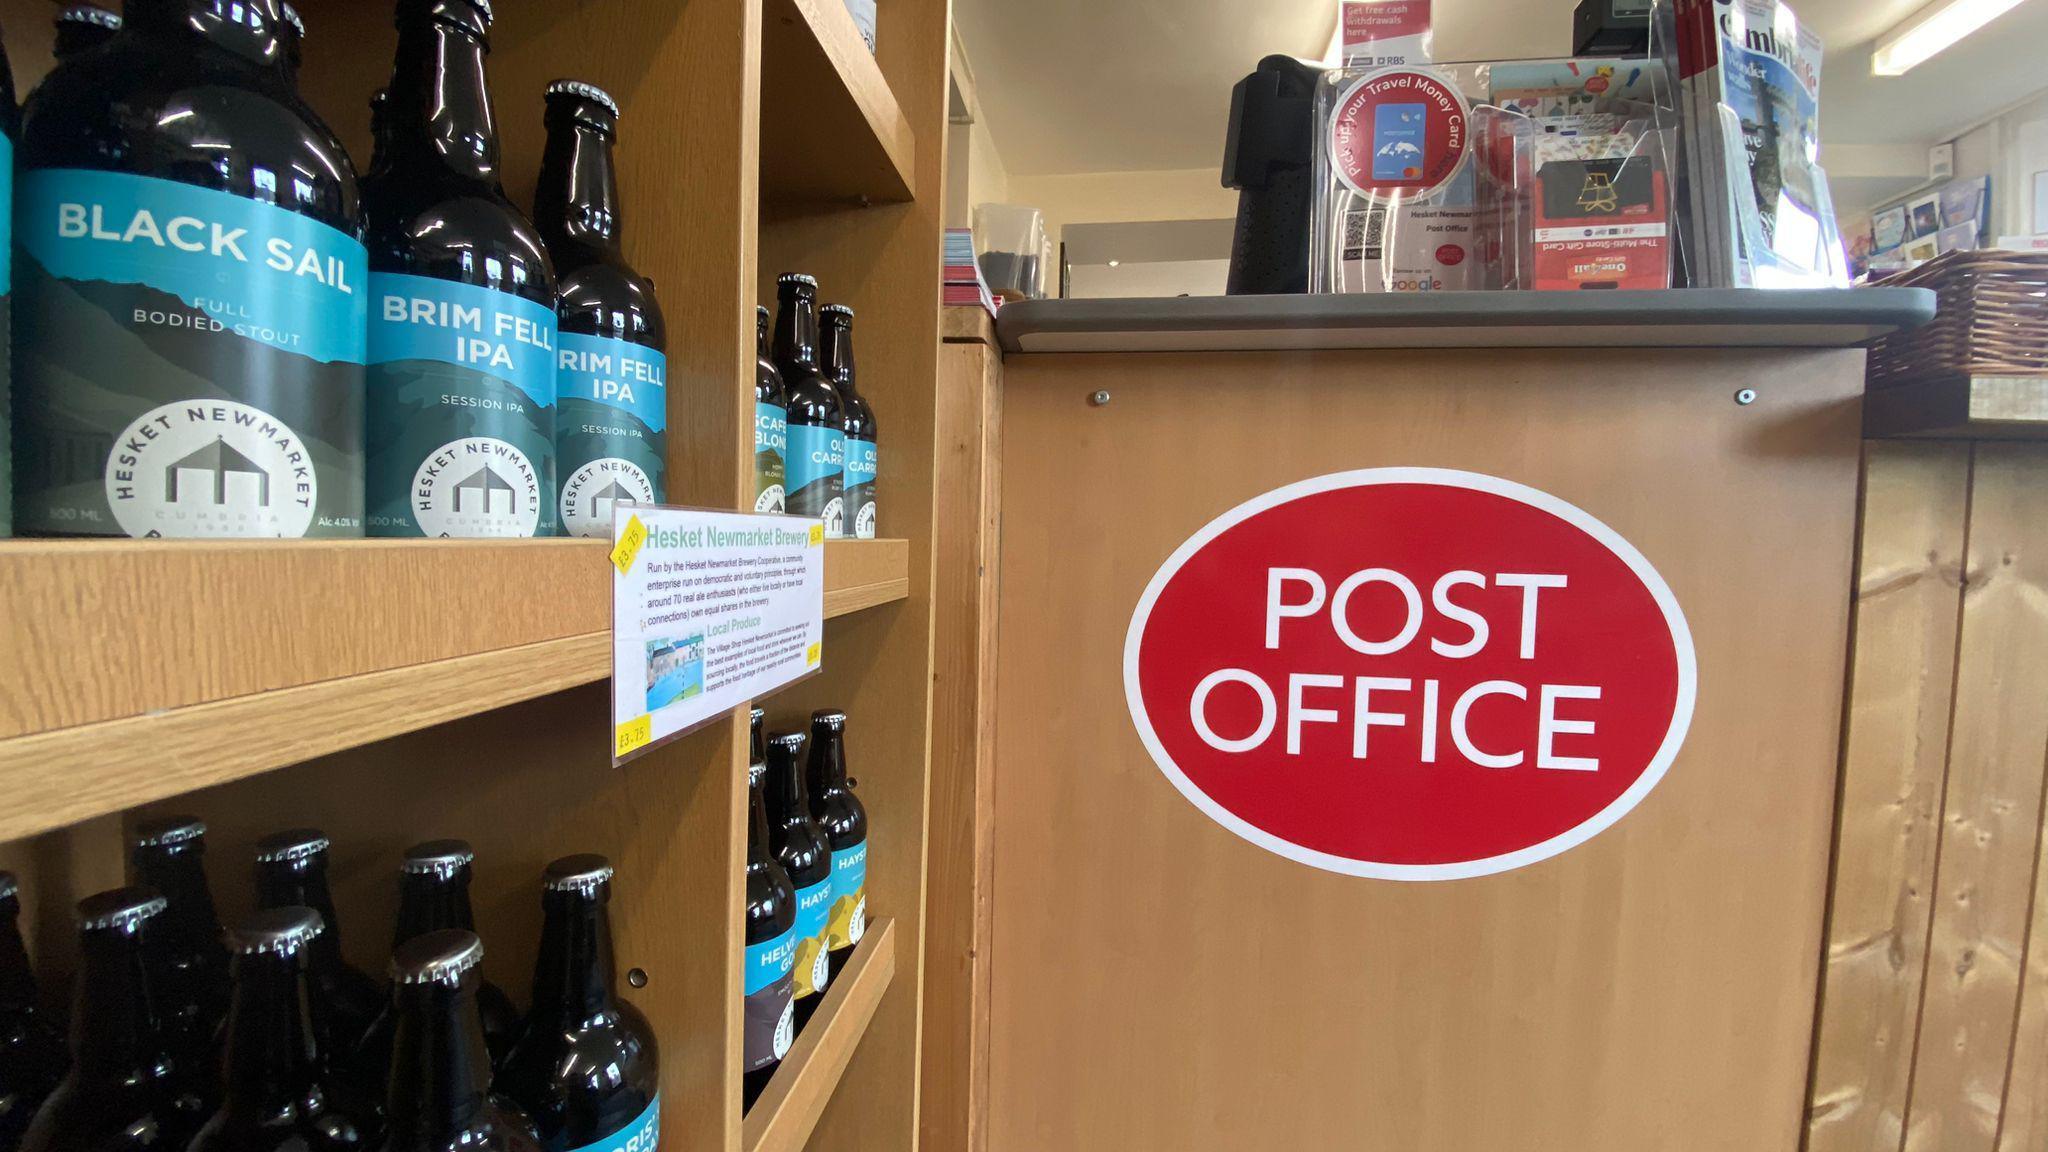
[[954, 0, 2048, 178]]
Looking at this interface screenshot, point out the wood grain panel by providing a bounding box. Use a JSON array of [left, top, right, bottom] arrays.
[[920, 337, 1003, 1152], [1808, 442, 1973, 1152], [1906, 443, 2048, 1152], [989, 347, 1866, 1152], [760, 0, 915, 203]]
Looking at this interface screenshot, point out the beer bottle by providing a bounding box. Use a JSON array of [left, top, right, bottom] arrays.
[[20, 887, 209, 1152], [278, 4, 304, 78], [130, 817, 228, 1108], [0, 873, 64, 1152], [0, 20, 16, 540], [254, 830, 383, 1057], [807, 712, 869, 978], [381, 931, 538, 1152], [355, 842, 520, 1096], [496, 858, 658, 1152], [818, 306, 877, 541], [754, 307, 787, 514], [188, 908, 367, 1152], [772, 275, 845, 538], [742, 717, 797, 1110], [762, 731, 832, 1027], [364, 0, 558, 539], [52, 7, 120, 61], [15, 0, 367, 539], [534, 81, 666, 539]]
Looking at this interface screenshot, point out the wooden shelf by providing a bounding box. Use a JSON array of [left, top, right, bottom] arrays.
[[744, 918, 898, 1152], [760, 0, 915, 204], [0, 537, 908, 843]]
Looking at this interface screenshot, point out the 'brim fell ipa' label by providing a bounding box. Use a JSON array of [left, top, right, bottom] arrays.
[[13, 170, 368, 538], [844, 437, 877, 540], [786, 422, 844, 538], [754, 401, 786, 513], [367, 273, 557, 537], [743, 928, 796, 1073], [826, 840, 868, 953], [556, 333, 665, 539], [791, 878, 833, 999]]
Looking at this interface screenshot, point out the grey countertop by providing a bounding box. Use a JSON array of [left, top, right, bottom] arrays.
[[993, 289, 1937, 354]]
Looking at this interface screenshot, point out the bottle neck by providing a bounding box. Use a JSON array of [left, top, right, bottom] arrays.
[[257, 860, 350, 978], [774, 292, 821, 371], [386, 11, 502, 188], [528, 890, 614, 1025], [386, 977, 494, 1149], [125, 0, 293, 73], [71, 928, 165, 1077], [821, 324, 858, 397], [136, 851, 222, 953], [747, 773, 774, 865], [395, 872, 476, 947], [0, 906, 36, 1013], [535, 115, 622, 264], [766, 748, 813, 828], [757, 315, 771, 360], [220, 949, 325, 1112], [810, 731, 849, 796]]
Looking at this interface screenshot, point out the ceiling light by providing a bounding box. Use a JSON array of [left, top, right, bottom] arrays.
[[1107, 260, 1121, 267], [1873, 0, 2031, 76]]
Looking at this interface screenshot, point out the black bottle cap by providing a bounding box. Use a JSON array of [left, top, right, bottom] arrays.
[[226, 906, 325, 956], [132, 815, 207, 849], [757, 305, 770, 319], [545, 79, 620, 117], [811, 709, 848, 731], [398, 0, 491, 33], [391, 928, 484, 985], [821, 304, 855, 322], [778, 273, 818, 288], [542, 854, 614, 893], [280, 2, 304, 35], [751, 706, 766, 722], [748, 763, 766, 786], [255, 828, 331, 864], [402, 839, 476, 876], [57, 6, 120, 30], [770, 731, 806, 754], [77, 886, 167, 933], [0, 871, 16, 902]]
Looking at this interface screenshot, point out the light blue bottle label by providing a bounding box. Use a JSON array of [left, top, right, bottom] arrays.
[[566, 1092, 659, 1152], [790, 878, 833, 998], [365, 272, 558, 537], [1, 133, 12, 540], [843, 437, 876, 540], [786, 422, 843, 536], [12, 168, 369, 538], [556, 333, 665, 539], [826, 841, 868, 952], [743, 927, 796, 1072], [753, 401, 786, 513]]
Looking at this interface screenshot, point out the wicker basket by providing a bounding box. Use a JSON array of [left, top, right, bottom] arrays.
[[1866, 250, 2048, 390]]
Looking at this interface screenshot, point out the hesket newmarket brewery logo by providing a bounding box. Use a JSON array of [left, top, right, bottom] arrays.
[[105, 398, 318, 538], [413, 436, 542, 537], [560, 458, 656, 539]]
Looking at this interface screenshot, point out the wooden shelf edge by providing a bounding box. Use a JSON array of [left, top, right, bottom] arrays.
[[743, 918, 899, 1152], [0, 632, 611, 843], [824, 538, 911, 618]]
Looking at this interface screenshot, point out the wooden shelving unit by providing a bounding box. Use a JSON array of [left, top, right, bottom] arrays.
[[743, 919, 899, 1152], [760, 0, 916, 203], [0, 0, 949, 1147]]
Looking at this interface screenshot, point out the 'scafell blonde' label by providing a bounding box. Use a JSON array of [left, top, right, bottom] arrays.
[[13, 170, 368, 538]]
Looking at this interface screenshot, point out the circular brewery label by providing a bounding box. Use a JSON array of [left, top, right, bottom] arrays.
[[105, 398, 319, 538], [755, 484, 785, 514], [412, 437, 543, 538], [1328, 67, 1472, 200], [559, 458, 656, 539], [1124, 468, 1695, 881]]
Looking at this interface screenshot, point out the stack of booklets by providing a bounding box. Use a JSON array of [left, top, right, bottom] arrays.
[[1664, 0, 1848, 287], [943, 228, 1000, 315]]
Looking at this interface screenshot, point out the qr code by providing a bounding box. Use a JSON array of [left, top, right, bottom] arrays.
[[1342, 208, 1386, 261]]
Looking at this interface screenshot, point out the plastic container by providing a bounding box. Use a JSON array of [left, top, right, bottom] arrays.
[[974, 204, 1047, 302]]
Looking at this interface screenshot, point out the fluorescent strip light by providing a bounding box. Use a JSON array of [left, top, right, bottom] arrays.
[[1873, 0, 2031, 76]]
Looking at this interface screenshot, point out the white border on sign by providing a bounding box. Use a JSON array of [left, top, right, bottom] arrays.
[[1121, 468, 1698, 882]]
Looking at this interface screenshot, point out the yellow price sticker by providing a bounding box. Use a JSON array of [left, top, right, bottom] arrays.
[[611, 514, 648, 574], [808, 523, 825, 547], [806, 642, 822, 668], [615, 715, 653, 758]]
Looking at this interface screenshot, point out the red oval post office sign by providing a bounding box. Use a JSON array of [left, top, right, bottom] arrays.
[[1124, 469, 1696, 881]]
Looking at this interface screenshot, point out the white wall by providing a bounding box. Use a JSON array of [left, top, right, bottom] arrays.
[[1001, 168, 1239, 251]]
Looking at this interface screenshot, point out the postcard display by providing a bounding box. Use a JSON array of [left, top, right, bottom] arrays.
[[1310, 0, 1851, 293]]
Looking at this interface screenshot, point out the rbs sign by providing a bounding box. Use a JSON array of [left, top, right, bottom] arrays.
[[1124, 469, 1696, 881]]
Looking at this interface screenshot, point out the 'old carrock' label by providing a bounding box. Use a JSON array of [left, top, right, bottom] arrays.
[[13, 169, 369, 538], [556, 333, 665, 539], [366, 273, 558, 537]]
